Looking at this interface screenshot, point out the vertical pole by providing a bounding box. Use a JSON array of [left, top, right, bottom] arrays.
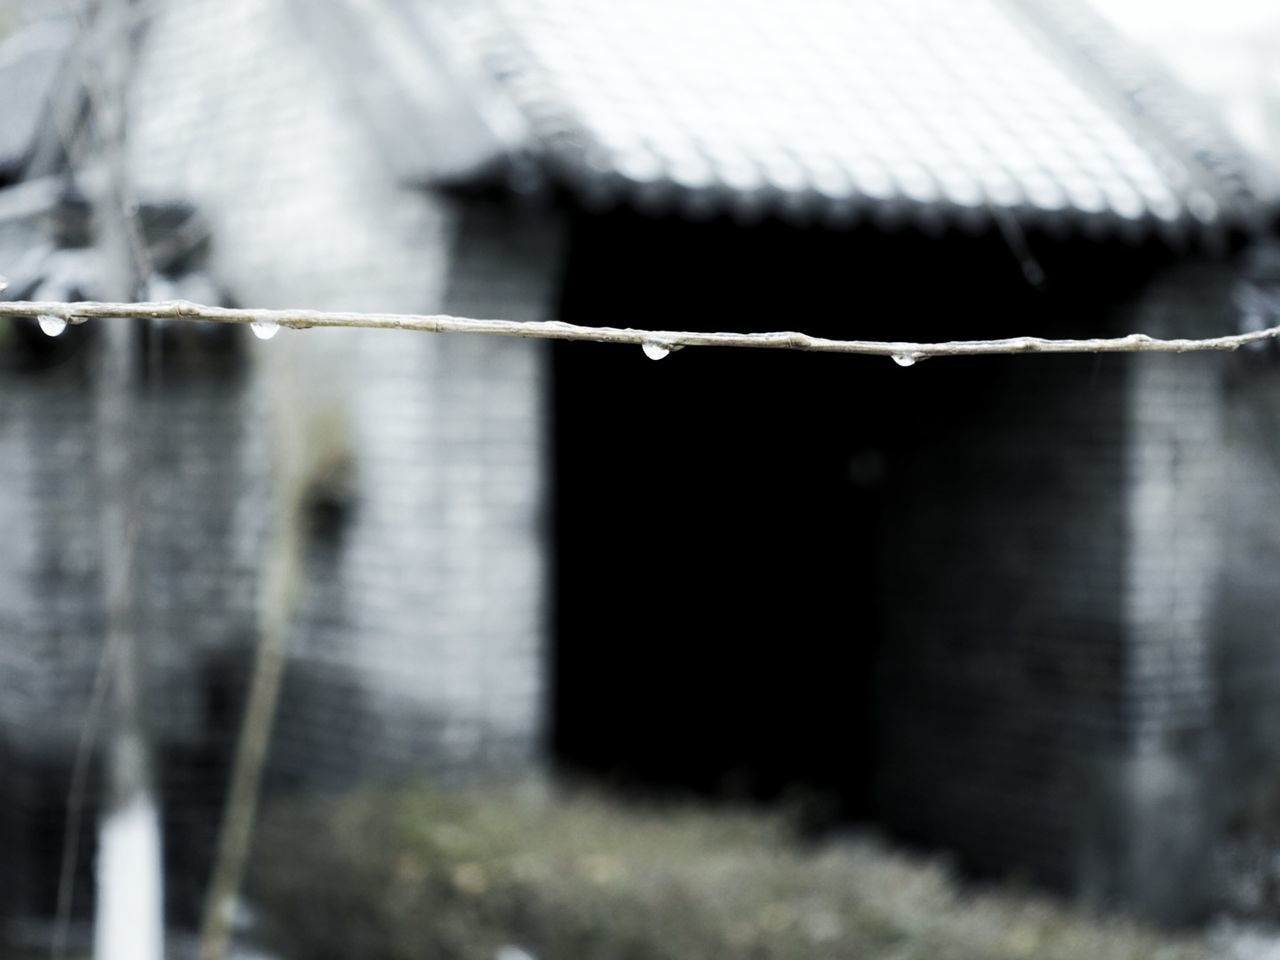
[[91, 313, 164, 960], [86, 0, 164, 957]]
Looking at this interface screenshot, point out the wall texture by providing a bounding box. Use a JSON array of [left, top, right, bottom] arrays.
[[0, 0, 555, 931], [877, 341, 1133, 896], [878, 256, 1280, 922]]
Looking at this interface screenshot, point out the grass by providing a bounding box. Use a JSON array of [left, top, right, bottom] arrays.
[[247, 781, 1206, 960]]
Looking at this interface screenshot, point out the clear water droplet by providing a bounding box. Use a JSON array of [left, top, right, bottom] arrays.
[[250, 317, 280, 341], [892, 352, 917, 367], [38, 315, 67, 338], [642, 340, 671, 361]]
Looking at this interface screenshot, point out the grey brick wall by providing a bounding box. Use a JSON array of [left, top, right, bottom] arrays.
[[878, 257, 1280, 922], [878, 342, 1132, 893], [1216, 356, 1280, 832], [1114, 265, 1229, 919], [0, 335, 105, 922], [121, 0, 555, 793], [1, 0, 555, 929]]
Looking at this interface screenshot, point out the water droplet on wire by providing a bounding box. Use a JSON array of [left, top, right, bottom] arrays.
[[642, 340, 671, 361], [38, 315, 67, 338], [250, 317, 280, 341], [892, 352, 919, 367]]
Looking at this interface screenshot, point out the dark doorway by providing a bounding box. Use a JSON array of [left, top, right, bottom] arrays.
[[552, 334, 888, 814], [549, 208, 1171, 819], [549, 211, 915, 818]]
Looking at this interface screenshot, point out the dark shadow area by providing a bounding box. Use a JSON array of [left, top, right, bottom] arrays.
[[551, 207, 1175, 823]]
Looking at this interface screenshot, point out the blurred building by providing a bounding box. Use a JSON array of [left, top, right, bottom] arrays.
[[2, 0, 1280, 937], [0, 0, 553, 931]]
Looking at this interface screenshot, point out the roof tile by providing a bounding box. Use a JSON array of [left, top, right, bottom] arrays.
[[451, 0, 1266, 241]]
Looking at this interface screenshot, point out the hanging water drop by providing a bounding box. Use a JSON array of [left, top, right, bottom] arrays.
[[38, 314, 67, 338], [249, 317, 280, 341], [891, 352, 917, 367], [642, 340, 671, 361]]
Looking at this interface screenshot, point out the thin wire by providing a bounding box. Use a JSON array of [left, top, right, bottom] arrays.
[[2, 298, 1277, 358]]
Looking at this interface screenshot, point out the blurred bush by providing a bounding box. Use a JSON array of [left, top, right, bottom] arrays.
[[248, 782, 1203, 960]]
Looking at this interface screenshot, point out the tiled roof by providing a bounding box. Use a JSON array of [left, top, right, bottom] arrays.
[[430, 0, 1267, 242]]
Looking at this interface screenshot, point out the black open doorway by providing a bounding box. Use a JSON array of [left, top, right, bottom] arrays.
[[546, 207, 1147, 821], [549, 212, 910, 819], [552, 336, 889, 815]]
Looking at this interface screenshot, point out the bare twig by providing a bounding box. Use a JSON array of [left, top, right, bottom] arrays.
[[50, 614, 117, 960], [197, 491, 301, 960], [1, 298, 1275, 358]]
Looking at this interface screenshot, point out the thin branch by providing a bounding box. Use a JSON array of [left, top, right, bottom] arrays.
[[51, 612, 117, 960], [1, 298, 1276, 358], [197, 490, 300, 960]]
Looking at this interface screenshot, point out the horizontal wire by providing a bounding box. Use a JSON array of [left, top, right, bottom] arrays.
[[1, 298, 1275, 359]]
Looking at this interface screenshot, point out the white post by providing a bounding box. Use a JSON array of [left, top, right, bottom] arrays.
[[85, 0, 165, 956], [93, 733, 164, 960], [90, 285, 164, 960]]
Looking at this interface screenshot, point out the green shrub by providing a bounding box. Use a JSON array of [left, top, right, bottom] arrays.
[[248, 782, 1204, 960]]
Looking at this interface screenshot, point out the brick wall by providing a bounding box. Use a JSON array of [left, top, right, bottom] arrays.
[[877, 343, 1132, 893], [0, 287, 551, 931], [0, 330, 105, 922], [1, 0, 555, 930], [878, 256, 1280, 921], [1115, 265, 1229, 919]]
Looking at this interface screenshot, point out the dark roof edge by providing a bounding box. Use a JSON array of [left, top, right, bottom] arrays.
[[1007, 0, 1274, 240]]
